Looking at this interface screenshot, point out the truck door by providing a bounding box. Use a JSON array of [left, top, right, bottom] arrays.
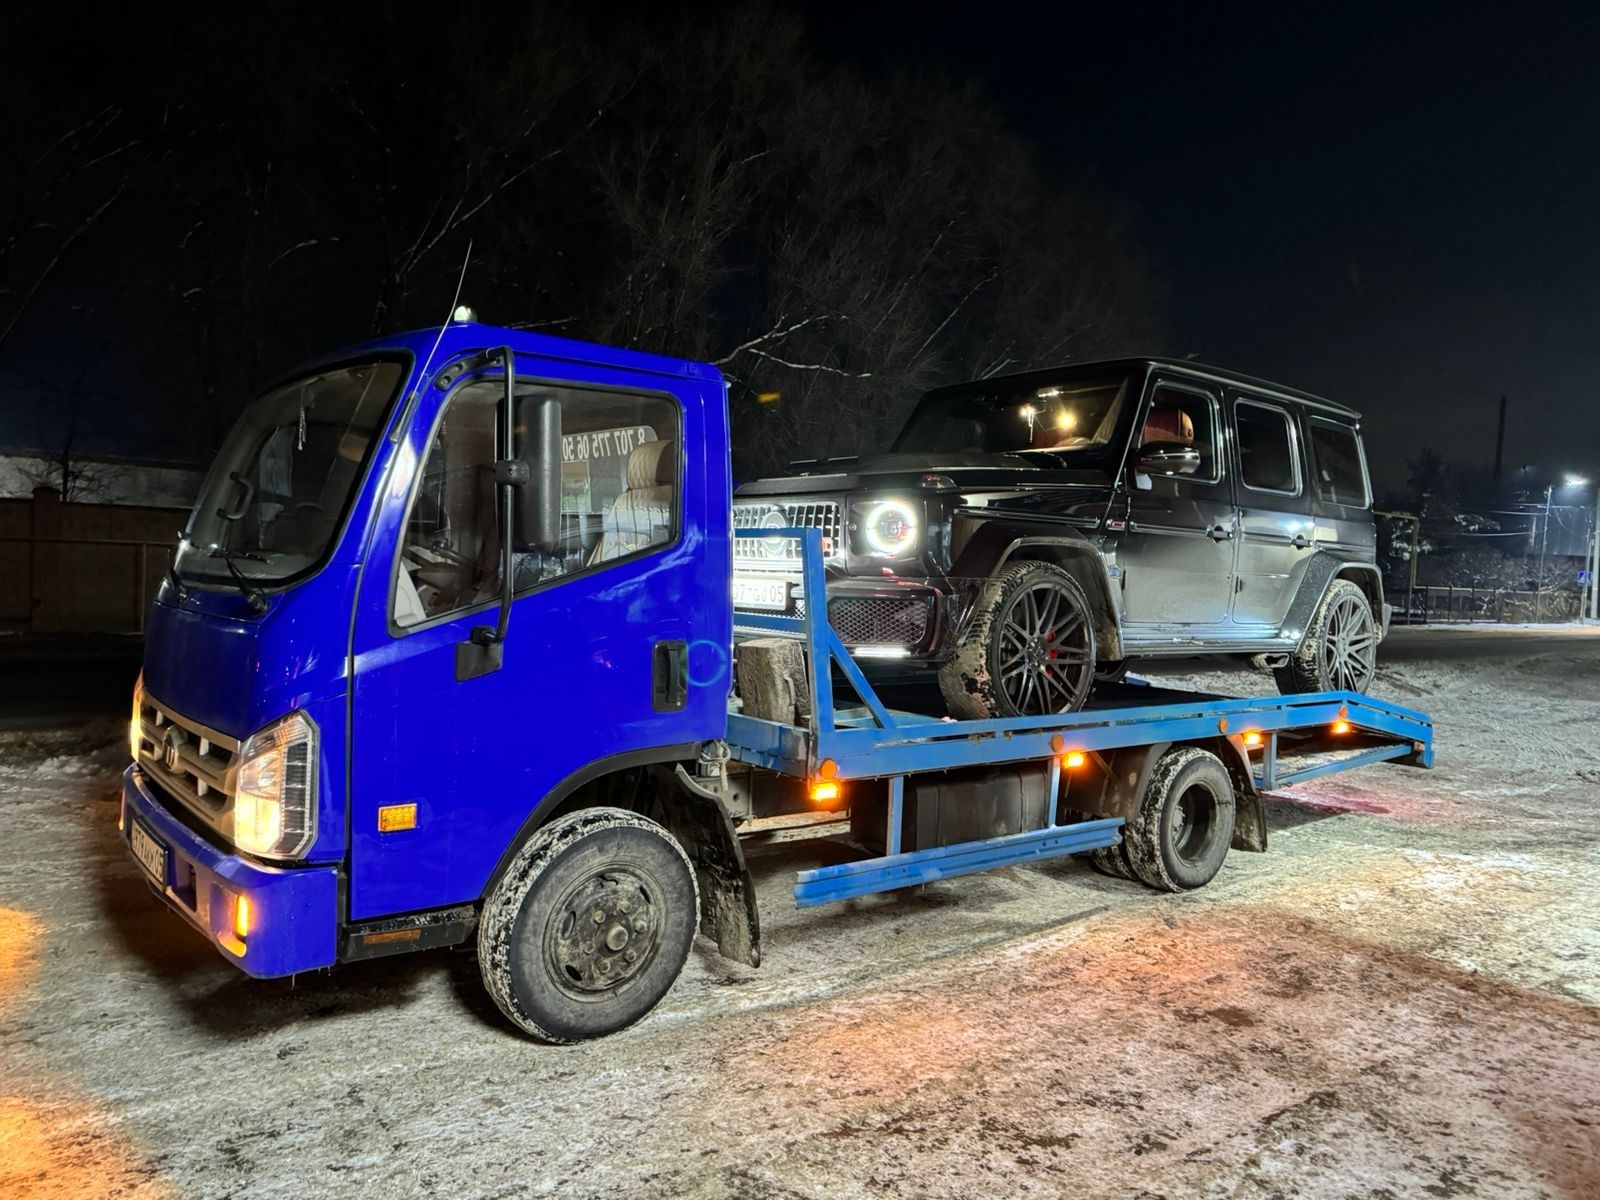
[[1118, 378, 1236, 628], [1228, 394, 1315, 627], [345, 353, 731, 921]]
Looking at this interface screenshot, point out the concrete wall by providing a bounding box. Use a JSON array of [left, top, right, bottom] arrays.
[[0, 488, 188, 633]]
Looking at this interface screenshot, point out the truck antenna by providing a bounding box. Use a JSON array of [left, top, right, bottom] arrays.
[[389, 239, 473, 443]]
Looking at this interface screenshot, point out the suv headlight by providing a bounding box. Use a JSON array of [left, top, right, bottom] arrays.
[[859, 499, 920, 557], [232, 710, 318, 859]]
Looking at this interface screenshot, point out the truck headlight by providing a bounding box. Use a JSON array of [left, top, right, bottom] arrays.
[[129, 673, 144, 763], [860, 500, 920, 557], [232, 710, 317, 859]]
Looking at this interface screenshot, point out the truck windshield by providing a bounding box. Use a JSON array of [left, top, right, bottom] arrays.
[[175, 360, 405, 586], [892, 373, 1133, 460]]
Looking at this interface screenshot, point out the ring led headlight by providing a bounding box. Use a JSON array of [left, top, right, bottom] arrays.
[[861, 500, 919, 557]]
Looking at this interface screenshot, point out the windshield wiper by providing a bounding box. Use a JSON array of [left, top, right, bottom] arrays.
[[209, 549, 271, 613]]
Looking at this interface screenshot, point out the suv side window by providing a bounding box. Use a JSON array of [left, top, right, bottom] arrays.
[[1140, 383, 1222, 482], [1235, 400, 1300, 494], [394, 379, 680, 628], [1306, 418, 1370, 507]]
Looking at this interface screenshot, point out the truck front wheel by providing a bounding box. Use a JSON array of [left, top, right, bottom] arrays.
[[478, 808, 699, 1042]]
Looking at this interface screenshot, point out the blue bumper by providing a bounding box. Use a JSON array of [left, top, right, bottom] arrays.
[[119, 765, 340, 978]]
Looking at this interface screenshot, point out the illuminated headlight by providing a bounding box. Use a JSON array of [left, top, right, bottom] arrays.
[[129, 673, 144, 763], [860, 500, 920, 557], [232, 710, 318, 859]]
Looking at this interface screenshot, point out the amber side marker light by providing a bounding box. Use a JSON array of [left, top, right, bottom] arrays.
[[233, 895, 252, 941], [1062, 751, 1087, 769], [1332, 719, 1352, 735], [1243, 731, 1263, 749], [810, 780, 841, 805]]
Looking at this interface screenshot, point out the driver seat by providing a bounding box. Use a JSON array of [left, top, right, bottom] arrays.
[[591, 438, 676, 564], [1141, 405, 1194, 447]]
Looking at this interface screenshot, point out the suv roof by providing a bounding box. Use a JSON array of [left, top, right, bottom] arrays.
[[931, 357, 1360, 421]]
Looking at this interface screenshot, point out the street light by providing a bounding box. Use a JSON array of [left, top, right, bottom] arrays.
[[1540, 475, 1595, 622], [1571, 476, 1600, 622]]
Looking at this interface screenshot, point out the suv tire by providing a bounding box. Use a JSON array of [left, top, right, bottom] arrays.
[[939, 560, 1097, 719], [1274, 578, 1378, 695]]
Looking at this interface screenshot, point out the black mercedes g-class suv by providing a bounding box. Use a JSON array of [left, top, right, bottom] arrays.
[[733, 358, 1387, 718]]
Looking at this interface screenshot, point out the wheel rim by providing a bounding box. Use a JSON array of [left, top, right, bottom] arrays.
[[543, 867, 663, 1001], [995, 580, 1094, 715], [1320, 592, 1378, 692], [1170, 782, 1219, 866]]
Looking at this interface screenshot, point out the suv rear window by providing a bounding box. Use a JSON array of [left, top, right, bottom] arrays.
[[1307, 418, 1369, 507]]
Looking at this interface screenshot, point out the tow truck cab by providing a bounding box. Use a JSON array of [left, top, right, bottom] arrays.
[[121, 322, 735, 983]]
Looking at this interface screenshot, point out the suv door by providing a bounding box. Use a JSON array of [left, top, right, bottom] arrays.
[[1228, 393, 1314, 627], [1117, 377, 1236, 628]]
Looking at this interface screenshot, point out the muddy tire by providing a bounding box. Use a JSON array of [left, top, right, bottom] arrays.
[[1087, 840, 1138, 881], [938, 561, 1097, 719], [1274, 579, 1378, 695], [1124, 747, 1235, 892], [478, 808, 698, 1043]]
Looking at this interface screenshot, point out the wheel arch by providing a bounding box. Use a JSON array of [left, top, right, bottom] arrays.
[[1281, 553, 1385, 650], [995, 536, 1124, 661]]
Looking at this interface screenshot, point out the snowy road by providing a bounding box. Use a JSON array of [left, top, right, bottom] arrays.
[[1, 627, 1597, 1198]]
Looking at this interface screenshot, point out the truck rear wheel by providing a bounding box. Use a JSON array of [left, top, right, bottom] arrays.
[[1124, 746, 1235, 892], [478, 808, 698, 1042], [939, 561, 1097, 719]]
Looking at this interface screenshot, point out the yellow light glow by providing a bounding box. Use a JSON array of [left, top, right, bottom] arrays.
[[1243, 731, 1262, 748], [1056, 410, 1076, 431], [1332, 719, 1351, 735], [128, 674, 143, 763], [233, 895, 251, 940], [1063, 751, 1087, 769], [810, 780, 841, 805]]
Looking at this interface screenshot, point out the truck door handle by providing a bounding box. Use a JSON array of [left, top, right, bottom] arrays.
[[653, 640, 688, 711], [1207, 524, 1234, 541], [1291, 533, 1311, 550]]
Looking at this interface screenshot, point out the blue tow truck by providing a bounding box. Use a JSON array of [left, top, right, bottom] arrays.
[[121, 320, 1434, 1041]]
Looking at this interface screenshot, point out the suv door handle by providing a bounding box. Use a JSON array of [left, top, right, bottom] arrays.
[[1291, 533, 1311, 550], [1207, 524, 1234, 541]]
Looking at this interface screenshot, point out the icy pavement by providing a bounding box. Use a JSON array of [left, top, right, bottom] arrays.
[[2, 628, 1598, 1198]]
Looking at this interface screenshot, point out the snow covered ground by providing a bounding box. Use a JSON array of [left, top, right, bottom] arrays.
[[1, 627, 1597, 1198]]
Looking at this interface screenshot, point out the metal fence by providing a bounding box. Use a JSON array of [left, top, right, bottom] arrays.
[[1388, 584, 1585, 625], [0, 533, 172, 633]]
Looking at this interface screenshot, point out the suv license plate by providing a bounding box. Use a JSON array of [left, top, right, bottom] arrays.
[[733, 576, 790, 611], [130, 819, 168, 886]]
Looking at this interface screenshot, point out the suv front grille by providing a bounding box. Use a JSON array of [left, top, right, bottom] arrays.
[[135, 695, 238, 825], [827, 596, 930, 648], [733, 500, 844, 568]]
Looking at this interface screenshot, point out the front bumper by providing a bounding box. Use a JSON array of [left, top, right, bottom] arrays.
[[119, 765, 339, 978]]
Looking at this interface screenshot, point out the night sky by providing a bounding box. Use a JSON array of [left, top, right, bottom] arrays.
[[808, 0, 1600, 494]]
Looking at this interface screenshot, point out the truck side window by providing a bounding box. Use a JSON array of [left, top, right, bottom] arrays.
[[394, 380, 680, 628], [1235, 401, 1300, 494], [1306, 418, 1369, 507]]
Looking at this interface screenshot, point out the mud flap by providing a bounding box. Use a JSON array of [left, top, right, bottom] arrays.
[[650, 765, 762, 967]]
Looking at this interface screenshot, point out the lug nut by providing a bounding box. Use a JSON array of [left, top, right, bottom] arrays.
[[618, 899, 631, 913], [624, 949, 637, 963], [633, 918, 647, 932], [598, 958, 611, 973], [592, 908, 605, 924]]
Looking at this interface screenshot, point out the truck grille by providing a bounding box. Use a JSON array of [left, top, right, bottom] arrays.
[[733, 500, 843, 567], [827, 596, 931, 648], [135, 695, 238, 824]]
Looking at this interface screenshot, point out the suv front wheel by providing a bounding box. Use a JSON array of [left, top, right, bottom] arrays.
[[939, 561, 1097, 719], [1275, 578, 1379, 695]]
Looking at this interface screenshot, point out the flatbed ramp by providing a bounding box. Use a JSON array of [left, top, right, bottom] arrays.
[[725, 528, 1434, 905]]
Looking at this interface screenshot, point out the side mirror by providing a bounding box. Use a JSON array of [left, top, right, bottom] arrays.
[[1134, 441, 1203, 478], [513, 394, 562, 554]]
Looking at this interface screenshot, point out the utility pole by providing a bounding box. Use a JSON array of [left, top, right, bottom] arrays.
[[1536, 483, 1552, 623], [1493, 394, 1507, 483]]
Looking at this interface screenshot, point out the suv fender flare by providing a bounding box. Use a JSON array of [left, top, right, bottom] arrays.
[[988, 534, 1124, 661], [1281, 556, 1387, 649]]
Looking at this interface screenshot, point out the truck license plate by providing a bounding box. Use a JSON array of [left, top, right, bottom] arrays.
[[733, 575, 790, 611], [130, 820, 168, 886]]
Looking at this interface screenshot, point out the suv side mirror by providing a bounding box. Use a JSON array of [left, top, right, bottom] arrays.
[[513, 394, 562, 554], [1133, 441, 1203, 478]]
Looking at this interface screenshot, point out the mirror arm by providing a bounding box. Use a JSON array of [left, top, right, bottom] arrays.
[[460, 346, 520, 679]]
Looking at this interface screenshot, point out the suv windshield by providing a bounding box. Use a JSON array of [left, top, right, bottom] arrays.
[[175, 360, 405, 586], [893, 373, 1134, 460]]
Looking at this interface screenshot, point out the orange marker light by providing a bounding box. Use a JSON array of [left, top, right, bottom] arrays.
[[1243, 731, 1262, 749], [234, 895, 252, 940], [1062, 751, 1087, 769], [810, 780, 841, 805], [1332, 719, 1351, 735]]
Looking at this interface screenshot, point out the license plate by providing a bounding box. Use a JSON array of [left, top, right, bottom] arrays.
[[733, 575, 791, 611], [130, 819, 168, 886]]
